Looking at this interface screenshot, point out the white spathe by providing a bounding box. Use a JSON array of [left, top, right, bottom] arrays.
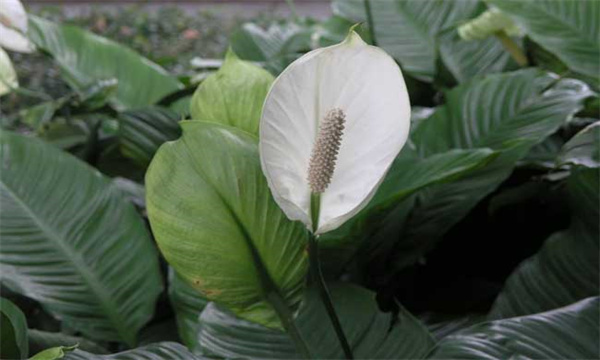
[[0, 0, 35, 53], [260, 31, 410, 235], [0, 47, 18, 96]]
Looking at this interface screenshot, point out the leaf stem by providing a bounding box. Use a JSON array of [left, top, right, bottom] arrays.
[[285, 0, 299, 21], [364, 0, 377, 46], [495, 30, 528, 67], [266, 291, 312, 358], [308, 232, 354, 359]]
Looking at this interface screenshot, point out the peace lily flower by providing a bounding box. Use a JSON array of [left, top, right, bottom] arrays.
[[0, 0, 34, 96], [0, 0, 35, 53], [260, 30, 410, 235]]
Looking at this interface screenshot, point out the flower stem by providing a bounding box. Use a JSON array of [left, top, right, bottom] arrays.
[[266, 291, 312, 358], [495, 30, 528, 67], [308, 232, 354, 359], [363, 0, 377, 46]]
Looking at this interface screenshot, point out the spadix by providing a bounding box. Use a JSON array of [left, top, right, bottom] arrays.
[[259, 31, 411, 234]]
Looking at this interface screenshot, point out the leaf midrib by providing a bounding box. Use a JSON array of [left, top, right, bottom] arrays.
[[0, 180, 132, 345], [180, 135, 285, 306]]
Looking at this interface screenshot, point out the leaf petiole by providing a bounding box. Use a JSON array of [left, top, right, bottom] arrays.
[[308, 231, 354, 359]]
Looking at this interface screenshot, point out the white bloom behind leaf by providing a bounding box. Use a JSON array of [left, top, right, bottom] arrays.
[[260, 31, 410, 234], [0, 47, 18, 96], [0, 0, 35, 53]]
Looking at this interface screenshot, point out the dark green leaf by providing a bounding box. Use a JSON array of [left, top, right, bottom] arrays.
[[489, 168, 599, 319], [168, 269, 208, 352], [520, 133, 564, 170], [384, 69, 592, 271], [28, 16, 183, 110], [320, 148, 498, 276], [118, 106, 182, 167], [63, 342, 208, 360], [0, 131, 163, 345], [557, 121, 600, 168], [429, 297, 600, 359], [28, 330, 108, 355], [146, 121, 308, 329], [489, 0, 600, 81], [0, 298, 28, 359], [198, 284, 435, 359], [230, 21, 314, 74], [333, 0, 510, 82]]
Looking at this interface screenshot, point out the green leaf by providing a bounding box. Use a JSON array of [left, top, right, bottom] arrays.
[[313, 16, 372, 47], [118, 106, 182, 167], [369, 148, 497, 212], [190, 50, 274, 135], [320, 147, 498, 276], [488, 0, 600, 81], [111, 177, 145, 210], [146, 121, 308, 329], [421, 313, 485, 341], [489, 168, 599, 319], [557, 122, 600, 168], [0, 131, 163, 345], [198, 284, 435, 359], [168, 269, 208, 351], [429, 297, 600, 359], [333, 0, 510, 82], [63, 342, 208, 360], [520, 133, 564, 170], [28, 330, 108, 355], [30, 345, 77, 360], [230, 21, 314, 75], [28, 16, 183, 110], [414, 70, 592, 153], [0, 298, 28, 359], [383, 69, 592, 271]]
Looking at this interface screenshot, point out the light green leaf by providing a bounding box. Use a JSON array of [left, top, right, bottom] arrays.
[[168, 269, 208, 351], [190, 50, 274, 135], [489, 168, 599, 319], [0, 298, 28, 359], [333, 0, 510, 82], [488, 0, 600, 81], [0, 131, 163, 345], [383, 69, 592, 271], [30, 345, 77, 360], [198, 284, 435, 359], [63, 342, 208, 360], [557, 121, 600, 168], [146, 121, 308, 329], [28, 16, 183, 110], [118, 106, 182, 167], [0, 47, 18, 96], [28, 330, 108, 355], [458, 8, 520, 41], [429, 297, 600, 359]]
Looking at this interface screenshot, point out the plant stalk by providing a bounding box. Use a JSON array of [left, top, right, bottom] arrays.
[[364, 0, 377, 46], [267, 291, 312, 358], [495, 30, 528, 67], [308, 232, 354, 359]]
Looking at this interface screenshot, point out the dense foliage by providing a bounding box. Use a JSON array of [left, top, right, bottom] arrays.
[[1, 1, 598, 359]]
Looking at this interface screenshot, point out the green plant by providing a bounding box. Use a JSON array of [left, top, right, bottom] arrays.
[[1, 0, 598, 359]]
